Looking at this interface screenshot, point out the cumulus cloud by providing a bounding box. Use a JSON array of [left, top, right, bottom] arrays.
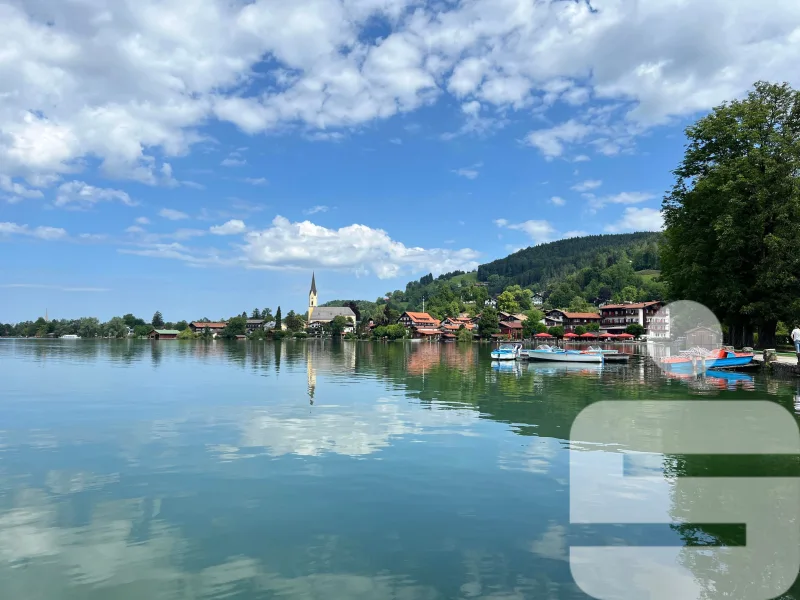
[[158, 208, 189, 221], [0, 0, 794, 186], [135, 217, 150, 225], [0, 175, 44, 201], [605, 207, 664, 233], [241, 216, 480, 278], [494, 218, 556, 244], [55, 181, 135, 208], [0, 222, 68, 240], [550, 196, 566, 206], [571, 180, 602, 192], [210, 220, 247, 235]]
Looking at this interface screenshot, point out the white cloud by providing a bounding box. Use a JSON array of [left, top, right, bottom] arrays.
[[158, 208, 189, 221], [135, 217, 150, 225], [0, 222, 68, 240], [125, 225, 146, 234], [573, 155, 591, 163], [525, 120, 592, 159], [303, 205, 329, 215], [241, 216, 480, 278], [389, 138, 402, 145], [2, 0, 799, 185], [495, 219, 556, 244], [210, 220, 247, 235], [452, 162, 482, 179], [221, 158, 247, 167], [242, 177, 268, 186], [550, 196, 566, 206], [571, 179, 602, 192], [0, 175, 44, 201], [605, 207, 664, 233], [588, 191, 656, 209], [55, 181, 135, 208]]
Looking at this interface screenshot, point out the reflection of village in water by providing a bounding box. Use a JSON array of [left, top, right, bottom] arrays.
[[2, 338, 800, 600]]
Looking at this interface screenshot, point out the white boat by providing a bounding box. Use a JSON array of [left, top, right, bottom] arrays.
[[526, 345, 604, 363], [491, 343, 522, 361], [584, 346, 619, 354], [60, 334, 80, 339]]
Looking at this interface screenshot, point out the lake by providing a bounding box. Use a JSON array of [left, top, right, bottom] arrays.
[[1, 339, 799, 599]]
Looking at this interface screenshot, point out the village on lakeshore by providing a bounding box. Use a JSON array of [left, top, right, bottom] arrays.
[[1, 272, 671, 343]]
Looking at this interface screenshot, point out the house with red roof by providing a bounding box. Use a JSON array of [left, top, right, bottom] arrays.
[[600, 301, 666, 336]]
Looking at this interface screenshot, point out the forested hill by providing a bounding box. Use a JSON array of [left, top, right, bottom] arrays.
[[478, 232, 662, 291], [321, 233, 666, 322]]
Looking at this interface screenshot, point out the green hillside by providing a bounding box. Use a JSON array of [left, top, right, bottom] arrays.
[[477, 232, 662, 293], [326, 234, 667, 323]]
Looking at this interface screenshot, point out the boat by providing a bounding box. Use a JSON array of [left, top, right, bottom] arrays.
[[60, 334, 80, 339], [583, 346, 619, 354], [660, 348, 754, 371], [526, 345, 604, 363], [491, 343, 523, 361]]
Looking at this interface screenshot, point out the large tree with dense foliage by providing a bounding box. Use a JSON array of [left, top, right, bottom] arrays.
[[661, 81, 800, 348], [151, 311, 164, 328], [477, 307, 500, 339], [284, 310, 304, 332], [221, 316, 247, 339]]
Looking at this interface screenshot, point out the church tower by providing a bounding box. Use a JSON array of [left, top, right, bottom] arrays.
[[308, 272, 318, 320]]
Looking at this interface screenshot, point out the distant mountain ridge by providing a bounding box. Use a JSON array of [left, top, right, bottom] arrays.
[[477, 232, 662, 292]]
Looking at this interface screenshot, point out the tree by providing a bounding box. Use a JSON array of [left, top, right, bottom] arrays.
[[78, 317, 101, 338], [133, 324, 151, 338], [251, 308, 261, 319], [383, 304, 399, 326], [241, 311, 248, 319], [284, 310, 304, 332], [548, 326, 565, 339], [261, 308, 273, 323], [478, 307, 500, 339], [574, 325, 587, 336], [152, 311, 164, 328], [221, 316, 247, 339], [496, 290, 520, 314], [586, 322, 600, 332], [275, 306, 282, 330], [625, 323, 646, 339], [522, 310, 544, 339], [568, 295, 593, 313], [177, 328, 197, 340], [175, 320, 189, 331], [327, 315, 350, 336], [103, 316, 128, 338], [346, 301, 361, 322], [505, 284, 533, 311], [123, 313, 145, 328], [457, 326, 473, 342], [661, 81, 800, 349]]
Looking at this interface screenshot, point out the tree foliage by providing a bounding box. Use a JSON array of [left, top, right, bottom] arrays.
[[284, 310, 304, 332], [326, 315, 351, 336], [478, 307, 500, 339], [625, 323, 646, 339], [661, 81, 800, 348], [221, 316, 247, 339], [275, 306, 282, 330], [151, 311, 164, 327]]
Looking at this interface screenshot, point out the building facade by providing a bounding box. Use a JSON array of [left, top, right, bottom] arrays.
[[149, 329, 179, 340], [544, 309, 601, 332], [599, 301, 667, 336]]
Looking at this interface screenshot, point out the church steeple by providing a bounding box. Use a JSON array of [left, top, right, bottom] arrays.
[[308, 272, 318, 320]]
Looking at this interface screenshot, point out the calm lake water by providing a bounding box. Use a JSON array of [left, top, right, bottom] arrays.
[[1, 339, 799, 600]]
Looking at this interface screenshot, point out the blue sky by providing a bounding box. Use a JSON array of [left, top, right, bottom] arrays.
[[1, 0, 797, 323]]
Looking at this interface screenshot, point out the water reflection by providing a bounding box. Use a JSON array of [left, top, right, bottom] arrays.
[[0, 339, 798, 600]]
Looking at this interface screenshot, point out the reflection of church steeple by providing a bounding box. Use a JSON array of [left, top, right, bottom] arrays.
[[307, 345, 316, 405]]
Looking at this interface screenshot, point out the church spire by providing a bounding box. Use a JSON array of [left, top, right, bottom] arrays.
[[310, 272, 317, 295]]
